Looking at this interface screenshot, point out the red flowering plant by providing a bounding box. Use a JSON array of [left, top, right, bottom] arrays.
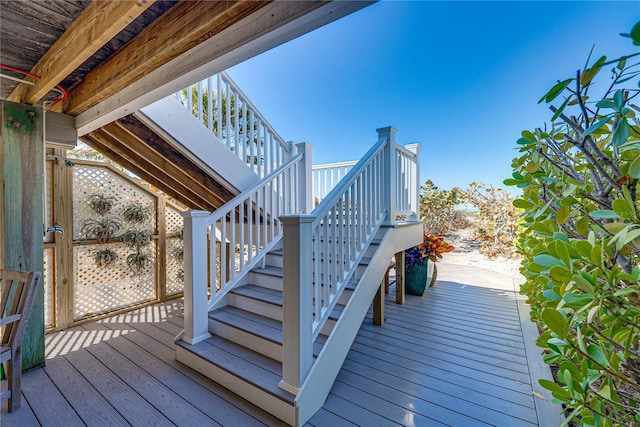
[[405, 234, 454, 272]]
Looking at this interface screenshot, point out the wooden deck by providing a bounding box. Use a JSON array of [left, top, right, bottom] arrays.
[[1, 278, 560, 426]]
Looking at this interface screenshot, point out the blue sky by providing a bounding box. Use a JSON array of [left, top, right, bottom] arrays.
[[229, 1, 639, 192]]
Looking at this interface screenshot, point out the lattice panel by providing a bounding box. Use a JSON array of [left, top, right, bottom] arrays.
[[73, 165, 156, 240], [166, 204, 183, 235], [166, 237, 184, 296], [74, 243, 156, 320], [44, 248, 54, 329], [44, 160, 53, 243]]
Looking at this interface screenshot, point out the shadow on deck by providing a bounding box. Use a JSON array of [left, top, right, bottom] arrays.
[[1, 269, 563, 426]]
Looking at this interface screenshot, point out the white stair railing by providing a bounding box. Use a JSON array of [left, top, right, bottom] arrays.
[[181, 143, 311, 345], [175, 72, 292, 178], [312, 160, 356, 205], [280, 127, 420, 393], [395, 143, 420, 218]]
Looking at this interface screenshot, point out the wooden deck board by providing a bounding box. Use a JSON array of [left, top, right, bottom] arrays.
[[2, 281, 551, 426]]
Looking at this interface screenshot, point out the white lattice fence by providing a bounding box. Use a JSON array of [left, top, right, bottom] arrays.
[[165, 204, 184, 296]]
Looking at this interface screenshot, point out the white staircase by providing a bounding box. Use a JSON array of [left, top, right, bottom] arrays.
[[139, 71, 422, 426]]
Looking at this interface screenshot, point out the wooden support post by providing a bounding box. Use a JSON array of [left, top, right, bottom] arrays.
[[384, 265, 390, 294], [52, 148, 75, 329], [0, 100, 45, 371], [373, 279, 385, 326], [394, 251, 405, 305]]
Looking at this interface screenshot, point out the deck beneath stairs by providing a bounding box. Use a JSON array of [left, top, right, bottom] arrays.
[[1, 265, 563, 426]]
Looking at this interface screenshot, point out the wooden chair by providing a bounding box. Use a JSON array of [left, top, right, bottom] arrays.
[[1, 269, 40, 412]]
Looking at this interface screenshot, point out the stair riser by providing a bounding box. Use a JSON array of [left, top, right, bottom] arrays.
[[175, 346, 295, 426], [248, 271, 283, 291], [209, 317, 282, 362], [265, 253, 283, 268], [228, 293, 282, 322]]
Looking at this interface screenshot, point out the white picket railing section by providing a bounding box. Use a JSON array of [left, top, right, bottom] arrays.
[[175, 72, 292, 178], [279, 127, 419, 393], [311, 160, 357, 205], [395, 143, 420, 217], [181, 144, 310, 345]]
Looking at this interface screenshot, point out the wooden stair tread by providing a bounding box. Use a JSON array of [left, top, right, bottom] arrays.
[[211, 306, 283, 344], [227, 286, 346, 320], [230, 285, 283, 307], [250, 266, 283, 277], [176, 335, 295, 404]]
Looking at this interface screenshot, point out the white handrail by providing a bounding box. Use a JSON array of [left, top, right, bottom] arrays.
[[311, 160, 357, 205], [175, 71, 292, 178], [181, 152, 305, 345], [309, 136, 388, 340], [395, 144, 419, 217]]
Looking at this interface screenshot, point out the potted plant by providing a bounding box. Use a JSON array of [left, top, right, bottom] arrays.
[[405, 233, 454, 296]]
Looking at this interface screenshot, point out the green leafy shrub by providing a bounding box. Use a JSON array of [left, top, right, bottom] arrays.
[[419, 180, 469, 234], [462, 183, 519, 258], [507, 23, 640, 426]]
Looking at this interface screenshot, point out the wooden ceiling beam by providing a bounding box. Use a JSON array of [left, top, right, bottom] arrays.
[[7, 0, 154, 105], [83, 127, 216, 211], [58, 0, 270, 116]]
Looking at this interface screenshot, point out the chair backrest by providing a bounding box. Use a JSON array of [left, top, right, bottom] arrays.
[[1, 269, 40, 349]]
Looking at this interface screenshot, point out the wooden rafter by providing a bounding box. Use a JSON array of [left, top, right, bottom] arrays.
[[7, 0, 154, 105], [57, 0, 270, 116]]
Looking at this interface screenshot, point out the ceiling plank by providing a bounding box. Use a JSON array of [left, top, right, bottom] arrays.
[[7, 0, 155, 105], [58, 0, 270, 116]]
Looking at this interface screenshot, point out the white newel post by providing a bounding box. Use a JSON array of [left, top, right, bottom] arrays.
[[181, 210, 212, 345], [378, 126, 397, 225], [295, 142, 314, 213], [405, 143, 421, 216], [279, 214, 315, 395]]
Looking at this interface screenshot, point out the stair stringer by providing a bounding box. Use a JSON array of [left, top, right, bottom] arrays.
[[136, 96, 259, 193], [294, 220, 423, 426]]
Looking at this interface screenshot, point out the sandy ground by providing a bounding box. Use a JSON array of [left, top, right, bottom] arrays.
[[435, 227, 525, 291]]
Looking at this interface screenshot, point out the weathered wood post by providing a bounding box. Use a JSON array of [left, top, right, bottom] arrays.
[[181, 210, 212, 344], [279, 214, 315, 394], [0, 100, 45, 371]]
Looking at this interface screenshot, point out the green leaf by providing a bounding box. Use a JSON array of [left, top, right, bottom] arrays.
[[612, 198, 634, 219], [596, 99, 616, 110], [522, 130, 536, 141], [612, 119, 631, 147], [552, 96, 571, 121], [535, 254, 563, 267], [617, 56, 627, 71], [584, 116, 611, 136], [539, 378, 571, 400], [539, 79, 573, 104], [630, 154, 640, 179], [589, 210, 621, 219], [513, 199, 533, 209], [556, 205, 571, 224], [564, 292, 594, 308], [550, 265, 572, 282], [587, 344, 609, 368], [542, 308, 568, 337], [573, 274, 595, 294], [613, 90, 625, 111]]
